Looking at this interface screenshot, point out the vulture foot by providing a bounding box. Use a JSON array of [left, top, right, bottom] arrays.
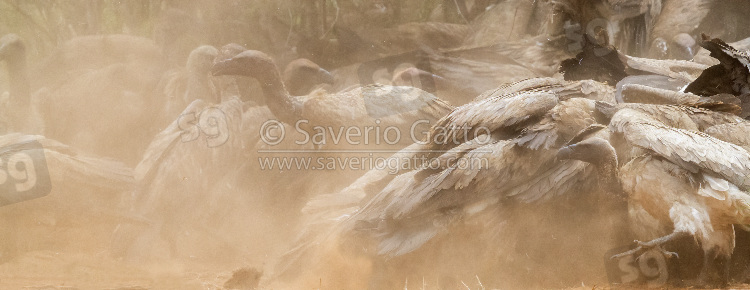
[[611, 242, 678, 261], [611, 232, 690, 260]]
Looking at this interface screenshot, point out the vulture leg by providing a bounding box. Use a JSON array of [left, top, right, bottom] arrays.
[[696, 227, 733, 287], [611, 231, 691, 260], [698, 247, 730, 287]]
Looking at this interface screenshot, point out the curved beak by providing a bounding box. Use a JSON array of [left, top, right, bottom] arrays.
[[317, 67, 334, 85], [556, 144, 577, 160], [211, 58, 237, 76]]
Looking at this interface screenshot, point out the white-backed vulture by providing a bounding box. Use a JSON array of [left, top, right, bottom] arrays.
[[648, 0, 715, 59], [211, 50, 453, 149], [272, 78, 626, 289], [0, 134, 134, 258], [684, 35, 750, 118], [705, 122, 750, 152], [111, 98, 248, 262], [694, 37, 750, 66], [0, 34, 44, 135], [154, 45, 220, 130], [111, 54, 373, 263], [33, 34, 166, 89], [559, 106, 750, 287], [0, 34, 172, 166], [282, 58, 335, 96]]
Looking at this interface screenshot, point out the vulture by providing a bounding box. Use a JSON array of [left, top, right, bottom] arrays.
[[559, 104, 750, 287], [344, 35, 568, 106], [0, 34, 43, 134], [112, 50, 385, 263], [0, 134, 134, 259], [111, 98, 250, 262], [154, 45, 220, 129], [211, 49, 453, 148], [390, 66, 481, 106], [214, 43, 263, 104], [364, 22, 469, 54], [282, 58, 335, 97], [34, 34, 166, 89], [684, 35, 750, 118], [559, 34, 711, 87], [0, 33, 171, 166], [216, 45, 332, 101], [295, 22, 468, 69], [273, 78, 628, 289], [648, 0, 714, 59], [694, 36, 750, 66]]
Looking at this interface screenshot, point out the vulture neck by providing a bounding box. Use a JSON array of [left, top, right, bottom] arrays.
[[597, 143, 632, 243], [187, 70, 214, 103], [6, 57, 30, 107], [258, 68, 300, 124], [599, 154, 624, 198]]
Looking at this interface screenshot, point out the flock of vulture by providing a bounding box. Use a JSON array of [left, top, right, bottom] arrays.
[[2, 0, 750, 289]]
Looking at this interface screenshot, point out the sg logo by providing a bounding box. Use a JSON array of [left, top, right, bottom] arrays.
[[0, 140, 51, 206], [177, 107, 230, 148], [605, 246, 679, 288]]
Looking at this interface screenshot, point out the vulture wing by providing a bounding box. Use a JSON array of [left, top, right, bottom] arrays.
[[429, 89, 558, 150], [705, 122, 750, 152], [0, 133, 134, 193], [610, 108, 750, 189]]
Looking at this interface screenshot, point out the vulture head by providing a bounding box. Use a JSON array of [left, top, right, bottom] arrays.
[[282, 58, 334, 96], [0, 34, 25, 62], [649, 33, 697, 60], [391, 67, 443, 92], [557, 137, 615, 165], [212, 50, 281, 83], [557, 134, 627, 202], [186, 45, 219, 75], [671, 33, 697, 60], [217, 43, 247, 62]]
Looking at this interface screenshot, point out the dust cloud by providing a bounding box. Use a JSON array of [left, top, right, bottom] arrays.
[[0, 1, 748, 290]]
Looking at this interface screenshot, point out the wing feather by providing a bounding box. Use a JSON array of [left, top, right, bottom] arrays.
[[611, 108, 750, 188]]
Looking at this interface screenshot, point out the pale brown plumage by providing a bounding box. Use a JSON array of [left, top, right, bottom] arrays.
[[282, 58, 334, 96], [560, 105, 750, 286], [275, 79, 621, 286], [685, 35, 750, 118], [154, 45, 220, 130], [0, 34, 174, 166], [212, 50, 453, 148], [705, 121, 750, 152], [0, 134, 134, 257], [0, 133, 134, 194], [112, 98, 247, 261], [617, 84, 743, 115], [34, 34, 166, 89], [649, 0, 714, 58]]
